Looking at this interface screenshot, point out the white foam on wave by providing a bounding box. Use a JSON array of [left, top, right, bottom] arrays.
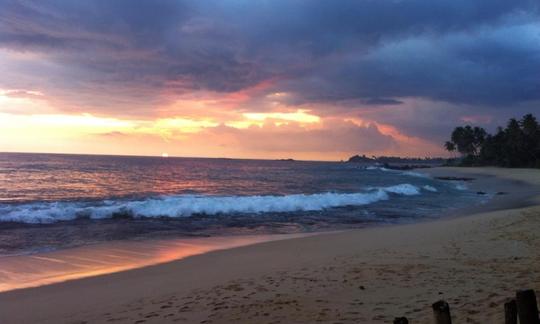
[[454, 182, 468, 190], [402, 171, 430, 178], [422, 185, 438, 192], [381, 183, 421, 195], [365, 166, 393, 172], [0, 183, 423, 224], [365, 166, 431, 179]]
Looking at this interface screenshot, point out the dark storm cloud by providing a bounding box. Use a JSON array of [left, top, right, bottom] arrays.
[[0, 0, 268, 108], [282, 24, 540, 106], [0, 0, 539, 112]]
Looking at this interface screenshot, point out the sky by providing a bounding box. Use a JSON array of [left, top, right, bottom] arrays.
[[0, 0, 539, 160]]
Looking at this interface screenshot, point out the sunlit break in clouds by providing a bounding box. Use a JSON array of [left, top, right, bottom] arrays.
[[1, 0, 539, 160]]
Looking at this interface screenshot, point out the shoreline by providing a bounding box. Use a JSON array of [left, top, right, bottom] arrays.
[[1, 167, 540, 323], [422, 167, 540, 216], [0, 167, 512, 293]]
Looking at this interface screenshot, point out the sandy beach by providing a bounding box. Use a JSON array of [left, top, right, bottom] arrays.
[[1, 167, 540, 324]]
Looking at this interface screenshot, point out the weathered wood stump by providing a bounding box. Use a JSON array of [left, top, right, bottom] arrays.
[[393, 317, 409, 324], [432, 300, 452, 324], [516, 289, 540, 324], [505, 299, 517, 324]]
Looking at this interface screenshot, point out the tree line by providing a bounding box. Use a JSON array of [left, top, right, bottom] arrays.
[[445, 114, 540, 168]]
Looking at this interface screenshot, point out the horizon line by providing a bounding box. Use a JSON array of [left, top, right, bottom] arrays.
[[0, 150, 448, 163]]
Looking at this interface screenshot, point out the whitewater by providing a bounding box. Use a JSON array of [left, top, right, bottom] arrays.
[[0, 184, 426, 224]]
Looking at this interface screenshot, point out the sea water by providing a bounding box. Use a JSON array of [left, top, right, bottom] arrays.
[[0, 153, 481, 255]]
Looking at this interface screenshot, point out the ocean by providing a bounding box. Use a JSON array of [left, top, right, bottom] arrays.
[[0, 153, 482, 255]]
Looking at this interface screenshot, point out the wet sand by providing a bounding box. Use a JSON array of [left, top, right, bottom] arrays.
[[1, 167, 540, 323], [0, 233, 313, 292]]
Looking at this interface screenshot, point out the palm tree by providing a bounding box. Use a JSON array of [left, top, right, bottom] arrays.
[[445, 113, 540, 168], [444, 141, 455, 152], [444, 141, 457, 159]]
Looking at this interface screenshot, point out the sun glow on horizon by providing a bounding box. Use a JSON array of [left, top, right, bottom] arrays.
[[0, 88, 441, 159]]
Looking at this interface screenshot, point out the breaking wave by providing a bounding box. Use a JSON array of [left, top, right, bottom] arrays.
[[422, 185, 438, 192], [365, 166, 431, 179], [0, 184, 423, 224]]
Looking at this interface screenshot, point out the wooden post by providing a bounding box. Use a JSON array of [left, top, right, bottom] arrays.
[[432, 300, 452, 324], [516, 289, 540, 324], [393, 317, 409, 324], [505, 299, 517, 324]]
